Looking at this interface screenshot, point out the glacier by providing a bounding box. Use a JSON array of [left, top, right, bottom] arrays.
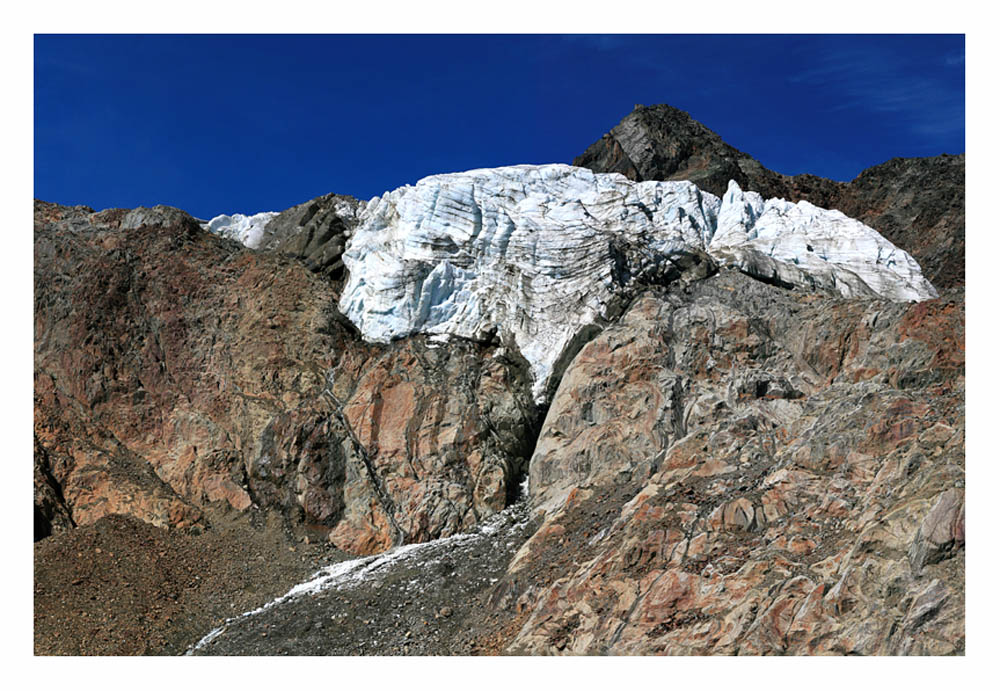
[[337, 164, 937, 401], [204, 211, 279, 249]]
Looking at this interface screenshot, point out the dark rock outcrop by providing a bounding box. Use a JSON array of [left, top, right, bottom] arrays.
[[574, 104, 965, 290], [260, 193, 364, 287]]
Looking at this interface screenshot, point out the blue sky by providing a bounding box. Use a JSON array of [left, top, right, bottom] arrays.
[[34, 34, 964, 219]]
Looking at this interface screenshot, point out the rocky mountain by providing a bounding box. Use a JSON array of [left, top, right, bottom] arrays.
[[190, 270, 965, 656], [34, 104, 964, 656], [574, 104, 965, 291], [505, 273, 963, 654]]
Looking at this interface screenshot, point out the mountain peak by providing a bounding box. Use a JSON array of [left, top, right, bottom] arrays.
[[573, 103, 758, 197]]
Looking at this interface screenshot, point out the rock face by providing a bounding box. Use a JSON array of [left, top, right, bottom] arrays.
[[252, 335, 537, 555], [34, 200, 537, 555], [166, 271, 965, 658], [258, 193, 365, 286], [339, 165, 935, 401], [574, 104, 965, 291], [497, 271, 964, 655]]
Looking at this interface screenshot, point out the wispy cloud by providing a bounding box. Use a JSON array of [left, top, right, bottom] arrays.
[[787, 41, 964, 139]]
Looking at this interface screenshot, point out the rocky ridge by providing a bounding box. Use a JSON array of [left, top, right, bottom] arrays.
[[34, 200, 537, 557]]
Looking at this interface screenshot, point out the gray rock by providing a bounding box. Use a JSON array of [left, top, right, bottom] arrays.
[[261, 193, 365, 287]]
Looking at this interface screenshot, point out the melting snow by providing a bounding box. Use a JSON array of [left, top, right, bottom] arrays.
[[185, 500, 530, 654]]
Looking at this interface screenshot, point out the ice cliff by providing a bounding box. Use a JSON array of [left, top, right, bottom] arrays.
[[335, 164, 936, 401]]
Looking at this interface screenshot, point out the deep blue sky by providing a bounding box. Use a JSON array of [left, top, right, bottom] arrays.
[[34, 34, 964, 220]]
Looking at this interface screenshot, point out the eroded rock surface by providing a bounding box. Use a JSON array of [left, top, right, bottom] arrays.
[[497, 272, 964, 655], [252, 336, 537, 555], [170, 271, 964, 657]]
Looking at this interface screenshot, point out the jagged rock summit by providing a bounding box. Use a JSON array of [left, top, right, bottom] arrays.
[[337, 164, 936, 400], [573, 103, 773, 197]]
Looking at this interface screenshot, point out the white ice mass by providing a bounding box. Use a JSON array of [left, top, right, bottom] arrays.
[[710, 181, 934, 301], [204, 211, 279, 249], [337, 164, 937, 401]]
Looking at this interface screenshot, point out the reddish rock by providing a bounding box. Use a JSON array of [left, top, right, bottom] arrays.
[[500, 271, 964, 655], [34, 201, 538, 555]]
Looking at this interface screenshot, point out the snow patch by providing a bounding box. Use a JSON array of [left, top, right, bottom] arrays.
[[203, 211, 279, 249], [185, 500, 530, 654]]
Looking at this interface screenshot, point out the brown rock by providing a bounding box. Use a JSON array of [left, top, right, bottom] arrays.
[[34, 200, 539, 556], [909, 488, 965, 573], [500, 271, 964, 655]]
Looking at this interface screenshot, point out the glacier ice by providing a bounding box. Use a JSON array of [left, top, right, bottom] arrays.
[[204, 211, 279, 249], [711, 181, 936, 302], [338, 165, 938, 402]]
